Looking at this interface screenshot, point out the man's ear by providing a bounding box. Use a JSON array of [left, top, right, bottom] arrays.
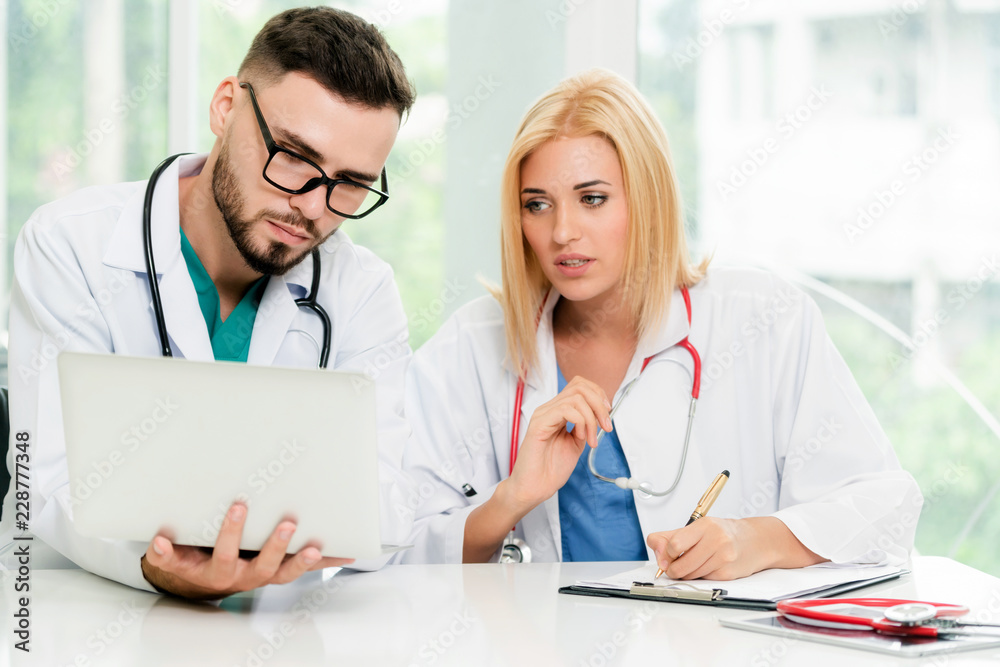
[[209, 76, 241, 139]]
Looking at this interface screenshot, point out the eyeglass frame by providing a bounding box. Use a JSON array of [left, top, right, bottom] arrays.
[[238, 81, 390, 219]]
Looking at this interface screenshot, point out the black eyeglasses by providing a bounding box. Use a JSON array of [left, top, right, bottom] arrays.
[[239, 81, 389, 219]]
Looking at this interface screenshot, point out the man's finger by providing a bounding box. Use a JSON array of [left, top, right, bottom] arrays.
[[271, 546, 323, 585], [252, 521, 298, 580], [212, 503, 249, 571], [144, 534, 175, 570]]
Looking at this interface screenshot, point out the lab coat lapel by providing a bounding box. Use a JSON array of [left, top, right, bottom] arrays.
[[157, 262, 214, 361], [615, 285, 699, 515], [636, 286, 692, 362], [246, 257, 311, 365], [102, 154, 214, 361], [514, 288, 564, 559]]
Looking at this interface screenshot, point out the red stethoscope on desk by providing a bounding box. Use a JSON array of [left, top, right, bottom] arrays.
[[777, 598, 1000, 638], [500, 287, 702, 563]]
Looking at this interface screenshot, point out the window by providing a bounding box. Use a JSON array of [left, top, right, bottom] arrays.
[[640, 0, 1000, 575], [3, 0, 169, 386], [2, 0, 449, 369]]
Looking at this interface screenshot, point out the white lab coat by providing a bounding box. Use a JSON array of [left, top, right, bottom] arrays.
[[399, 267, 922, 565], [0, 154, 415, 591]]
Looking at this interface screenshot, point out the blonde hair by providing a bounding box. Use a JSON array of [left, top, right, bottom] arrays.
[[499, 68, 707, 375]]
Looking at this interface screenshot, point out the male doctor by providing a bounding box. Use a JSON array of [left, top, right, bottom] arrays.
[[1, 7, 416, 599]]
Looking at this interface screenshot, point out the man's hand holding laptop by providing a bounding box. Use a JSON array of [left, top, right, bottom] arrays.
[[141, 502, 353, 600]]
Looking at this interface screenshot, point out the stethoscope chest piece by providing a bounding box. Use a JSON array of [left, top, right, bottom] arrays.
[[499, 536, 532, 563], [884, 603, 938, 625]]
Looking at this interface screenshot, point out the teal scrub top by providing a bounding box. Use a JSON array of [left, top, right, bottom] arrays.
[[179, 229, 268, 362]]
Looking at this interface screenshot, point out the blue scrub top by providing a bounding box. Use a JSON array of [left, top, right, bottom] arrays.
[[180, 228, 268, 363], [556, 367, 648, 561]]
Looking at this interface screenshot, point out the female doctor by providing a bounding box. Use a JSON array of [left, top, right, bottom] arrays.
[[400, 69, 921, 577]]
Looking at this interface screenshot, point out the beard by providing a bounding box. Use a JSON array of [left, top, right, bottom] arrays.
[[211, 142, 324, 276]]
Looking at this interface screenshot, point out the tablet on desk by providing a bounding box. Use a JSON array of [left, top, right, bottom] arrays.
[[721, 614, 1000, 657], [58, 351, 404, 559]]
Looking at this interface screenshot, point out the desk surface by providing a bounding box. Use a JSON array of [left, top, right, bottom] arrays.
[[4, 556, 1000, 666]]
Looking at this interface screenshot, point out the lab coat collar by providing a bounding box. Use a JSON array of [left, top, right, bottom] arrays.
[[506, 284, 694, 561], [102, 152, 315, 293], [635, 286, 693, 363], [103, 154, 212, 360], [246, 255, 314, 365], [101, 153, 317, 362], [103, 153, 206, 275]]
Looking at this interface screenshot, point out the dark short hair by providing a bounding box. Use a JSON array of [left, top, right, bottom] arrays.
[[238, 6, 415, 117]]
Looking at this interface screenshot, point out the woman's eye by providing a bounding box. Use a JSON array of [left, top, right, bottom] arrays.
[[582, 194, 607, 207], [523, 200, 550, 213]]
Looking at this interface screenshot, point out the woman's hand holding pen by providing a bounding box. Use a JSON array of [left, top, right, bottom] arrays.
[[646, 517, 826, 581], [504, 377, 613, 512], [647, 517, 766, 581]]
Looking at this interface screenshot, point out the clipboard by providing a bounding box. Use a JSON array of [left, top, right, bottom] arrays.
[[559, 566, 907, 611]]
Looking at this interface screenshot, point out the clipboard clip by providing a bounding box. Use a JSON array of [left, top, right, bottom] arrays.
[[629, 581, 727, 601]]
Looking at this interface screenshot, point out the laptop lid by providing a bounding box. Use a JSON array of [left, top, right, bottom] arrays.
[[58, 351, 393, 559]]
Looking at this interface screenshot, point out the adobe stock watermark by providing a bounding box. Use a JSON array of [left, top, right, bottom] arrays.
[[750, 635, 798, 667], [390, 76, 502, 182], [394, 458, 461, 523], [350, 278, 470, 392], [579, 602, 661, 667], [16, 270, 137, 383], [878, 0, 927, 38], [50, 65, 167, 181], [971, 586, 1000, 626], [68, 397, 181, 507], [700, 287, 802, 391], [843, 127, 959, 244], [673, 0, 753, 71], [737, 416, 844, 519], [212, 0, 246, 16], [545, 0, 588, 28], [61, 600, 150, 666], [7, 0, 73, 53], [358, 0, 405, 28], [348, 330, 410, 394], [199, 439, 306, 543], [409, 278, 470, 336], [410, 607, 479, 665], [863, 461, 965, 559], [887, 254, 998, 370], [717, 85, 833, 201], [238, 571, 346, 667], [394, 405, 506, 523]]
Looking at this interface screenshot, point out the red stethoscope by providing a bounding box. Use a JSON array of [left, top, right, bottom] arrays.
[[500, 287, 701, 563], [777, 598, 1000, 638]]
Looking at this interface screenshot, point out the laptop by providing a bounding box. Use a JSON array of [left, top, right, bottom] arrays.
[[58, 351, 402, 559]]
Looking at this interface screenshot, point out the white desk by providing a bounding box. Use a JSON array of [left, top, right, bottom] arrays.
[[4, 556, 1000, 666]]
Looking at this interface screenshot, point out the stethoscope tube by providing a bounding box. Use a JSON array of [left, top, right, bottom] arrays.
[[509, 286, 701, 493], [294, 249, 332, 369], [143, 154, 187, 358], [586, 385, 698, 497], [500, 286, 701, 560], [587, 292, 702, 496], [143, 153, 331, 368]]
